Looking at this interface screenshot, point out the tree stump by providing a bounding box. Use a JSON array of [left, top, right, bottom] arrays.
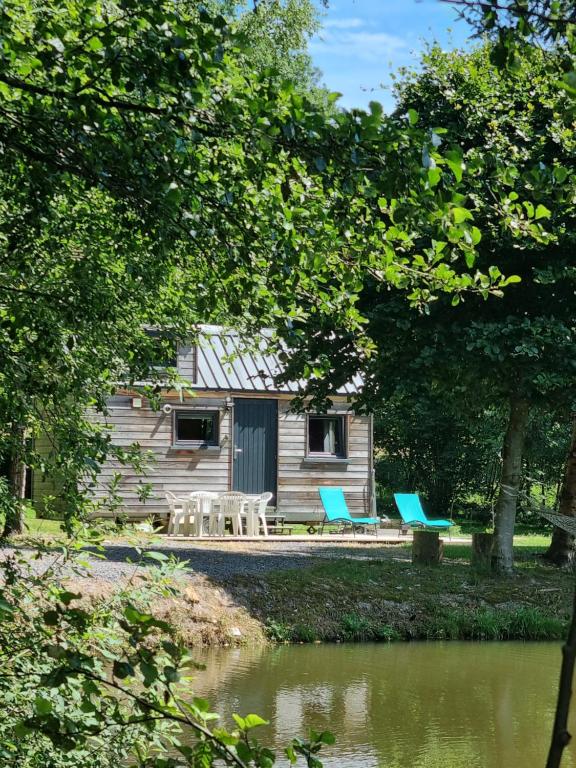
[[412, 530, 443, 566], [471, 532, 494, 571]]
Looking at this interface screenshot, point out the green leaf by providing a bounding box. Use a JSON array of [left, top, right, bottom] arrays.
[[164, 666, 179, 683], [451, 207, 473, 224], [140, 661, 158, 687], [34, 696, 53, 716], [0, 598, 14, 616], [87, 37, 104, 52], [553, 166, 568, 183], [143, 551, 169, 562], [124, 604, 153, 624], [427, 167, 442, 187], [535, 204, 551, 220], [407, 108, 418, 125], [243, 714, 269, 729], [445, 149, 464, 183], [14, 722, 32, 739], [193, 697, 212, 713], [559, 71, 576, 95], [368, 100, 383, 118]]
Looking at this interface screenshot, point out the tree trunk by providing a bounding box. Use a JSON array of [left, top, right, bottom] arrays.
[[546, 577, 576, 768], [2, 426, 26, 537], [471, 532, 494, 572], [544, 416, 576, 567], [492, 398, 530, 573], [412, 530, 443, 566]]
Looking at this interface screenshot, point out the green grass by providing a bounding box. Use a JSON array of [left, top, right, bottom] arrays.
[[246, 539, 570, 644], [23, 510, 64, 536], [513, 534, 552, 547]]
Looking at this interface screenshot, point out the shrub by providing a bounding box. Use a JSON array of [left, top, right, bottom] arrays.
[[0, 535, 332, 767]]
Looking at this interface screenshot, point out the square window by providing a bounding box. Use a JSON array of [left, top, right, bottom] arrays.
[[307, 415, 346, 458], [174, 411, 219, 447]]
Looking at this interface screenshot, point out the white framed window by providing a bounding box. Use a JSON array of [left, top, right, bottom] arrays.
[[307, 415, 346, 458], [173, 410, 219, 448]]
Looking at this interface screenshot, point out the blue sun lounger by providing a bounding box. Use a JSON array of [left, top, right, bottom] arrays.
[[319, 487, 381, 536], [393, 493, 453, 536]]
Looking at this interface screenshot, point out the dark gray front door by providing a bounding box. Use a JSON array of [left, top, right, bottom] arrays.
[[233, 398, 277, 498]]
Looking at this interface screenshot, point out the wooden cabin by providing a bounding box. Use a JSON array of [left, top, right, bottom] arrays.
[[35, 327, 374, 523]]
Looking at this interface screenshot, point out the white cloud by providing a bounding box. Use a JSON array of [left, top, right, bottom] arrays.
[[324, 17, 365, 30], [310, 29, 408, 63]]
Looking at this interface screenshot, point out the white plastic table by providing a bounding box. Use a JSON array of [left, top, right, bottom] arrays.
[[170, 494, 262, 537]]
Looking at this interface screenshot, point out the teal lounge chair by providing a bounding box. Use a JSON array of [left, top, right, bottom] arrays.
[[393, 493, 453, 536], [319, 487, 381, 536]]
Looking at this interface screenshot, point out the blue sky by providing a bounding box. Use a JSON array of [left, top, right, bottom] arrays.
[[310, 0, 475, 112]]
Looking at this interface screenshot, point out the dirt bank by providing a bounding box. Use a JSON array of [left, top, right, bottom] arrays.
[[65, 573, 267, 647], [64, 538, 573, 645]]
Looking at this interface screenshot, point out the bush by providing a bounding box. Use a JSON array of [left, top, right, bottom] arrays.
[[0, 532, 332, 767]]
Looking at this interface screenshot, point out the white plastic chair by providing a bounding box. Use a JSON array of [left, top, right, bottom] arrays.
[[166, 491, 191, 535], [189, 491, 218, 536], [216, 492, 248, 536], [253, 492, 273, 536]]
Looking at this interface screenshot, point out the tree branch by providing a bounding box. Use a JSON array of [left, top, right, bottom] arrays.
[[0, 74, 169, 116], [546, 575, 576, 767]]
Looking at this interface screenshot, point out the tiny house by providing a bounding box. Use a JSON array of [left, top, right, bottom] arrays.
[[36, 327, 374, 523]]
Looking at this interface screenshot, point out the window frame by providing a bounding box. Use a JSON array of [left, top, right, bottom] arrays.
[[172, 409, 220, 449], [306, 414, 347, 459]]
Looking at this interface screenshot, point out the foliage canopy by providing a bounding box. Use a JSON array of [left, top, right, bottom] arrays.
[[0, 0, 519, 527]]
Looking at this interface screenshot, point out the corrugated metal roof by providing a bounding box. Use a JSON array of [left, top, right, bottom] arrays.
[[192, 326, 361, 396]]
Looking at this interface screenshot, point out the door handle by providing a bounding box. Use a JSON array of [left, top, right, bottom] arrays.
[[234, 447, 243, 455]]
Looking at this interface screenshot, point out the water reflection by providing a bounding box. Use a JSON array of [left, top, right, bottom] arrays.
[[191, 642, 576, 768]]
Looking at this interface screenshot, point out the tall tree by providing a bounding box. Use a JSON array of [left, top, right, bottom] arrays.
[[0, 0, 500, 533], [385, 45, 576, 572], [276, 44, 576, 572], [212, 0, 326, 98]]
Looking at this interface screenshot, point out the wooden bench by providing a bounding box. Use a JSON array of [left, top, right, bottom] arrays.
[[267, 524, 293, 535], [264, 514, 292, 535]]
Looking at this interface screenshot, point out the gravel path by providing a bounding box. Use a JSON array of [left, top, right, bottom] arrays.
[[2, 539, 409, 583], [90, 543, 319, 581]]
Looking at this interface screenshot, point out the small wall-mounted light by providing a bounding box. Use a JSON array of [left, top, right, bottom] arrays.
[[225, 396, 233, 411], [162, 403, 173, 415], [131, 397, 142, 409]]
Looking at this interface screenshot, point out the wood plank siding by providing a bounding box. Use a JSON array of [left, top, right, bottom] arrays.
[[276, 402, 371, 521], [33, 393, 372, 522], [87, 394, 232, 516], [32, 329, 372, 522], [32, 432, 64, 515]]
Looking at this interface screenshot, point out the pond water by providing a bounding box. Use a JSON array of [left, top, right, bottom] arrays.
[[192, 642, 576, 768]]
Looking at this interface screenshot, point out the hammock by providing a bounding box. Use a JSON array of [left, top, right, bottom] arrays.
[[537, 511, 576, 536], [516, 488, 576, 535]]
